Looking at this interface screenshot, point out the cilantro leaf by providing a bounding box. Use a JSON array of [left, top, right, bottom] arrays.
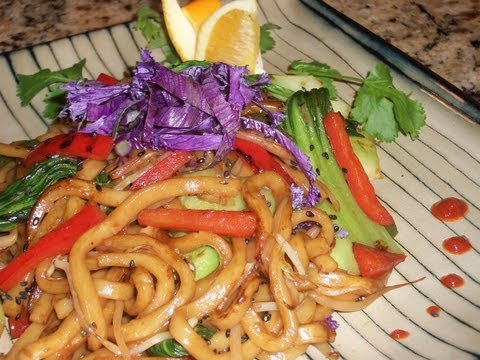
[[16, 59, 85, 106], [42, 85, 67, 119], [134, 5, 180, 66], [350, 63, 426, 141], [260, 22, 280, 54], [288, 60, 354, 99]]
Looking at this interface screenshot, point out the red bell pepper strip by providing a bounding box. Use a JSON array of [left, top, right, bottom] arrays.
[[130, 151, 192, 190], [323, 112, 394, 226], [96, 73, 119, 86], [8, 305, 30, 339], [233, 138, 295, 186], [352, 242, 406, 279], [0, 205, 106, 292], [23, 132, 114, 168], [138, 208, 257, 238]]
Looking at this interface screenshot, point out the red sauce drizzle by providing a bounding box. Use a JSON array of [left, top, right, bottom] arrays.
[[426, 305, 441, 317], [440, 273, 465, 288], [431, 197, 468, 221], [390, 329, 410, 340], [442, 236, 472, 255]]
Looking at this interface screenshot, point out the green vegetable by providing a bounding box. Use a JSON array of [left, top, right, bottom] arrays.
[[185, 245, 220, 281], [260, 22, 281, 54], [350, 63, 426, 141], [287, 61, 426, 142], [269, 74, 350, 116], [134, 5, 181, 66], [349, 133, 382, 180], [0, 157, 78, 232], [284, 88, 402, 274], [268, 74, 381, 179], [94, 171, 111, 187], [147, 324, 215, 357], [16, 59, 86, 119]]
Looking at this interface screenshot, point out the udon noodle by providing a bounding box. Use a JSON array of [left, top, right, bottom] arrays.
[[0, 125, 394, 360]]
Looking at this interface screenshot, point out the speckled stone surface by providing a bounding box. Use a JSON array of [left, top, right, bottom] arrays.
[[322, 0, 480, 102], [1, 0, 479, 102]]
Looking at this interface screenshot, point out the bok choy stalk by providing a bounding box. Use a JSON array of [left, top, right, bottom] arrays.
[[283, 88, 402, 274]]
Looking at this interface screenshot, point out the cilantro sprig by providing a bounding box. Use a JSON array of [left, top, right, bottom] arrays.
[[16, 59, 86, 119], [134, 5, 181, 66], [288, 60, 426, 142], [260, 22, 281, 54]]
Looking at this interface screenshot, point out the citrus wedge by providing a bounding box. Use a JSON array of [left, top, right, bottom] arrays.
[[161, 0, 197, 61], [182, 0, 222, 31], [195, 0, 261, 72]]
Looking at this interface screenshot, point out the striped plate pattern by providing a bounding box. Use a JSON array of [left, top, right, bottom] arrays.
[[0, 0, 479, 359]]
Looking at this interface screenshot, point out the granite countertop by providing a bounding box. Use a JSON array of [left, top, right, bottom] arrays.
[[1, 0, 479, 103]]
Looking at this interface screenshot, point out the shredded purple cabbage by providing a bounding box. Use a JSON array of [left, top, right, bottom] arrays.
[[60, 50, 320, 208], [325, 315, 339, 330], [240, 117, 320, 207]]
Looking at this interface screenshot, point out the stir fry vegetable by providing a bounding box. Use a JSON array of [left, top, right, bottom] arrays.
[[0, 157, 78, 232], [284, 88, 404, 274]]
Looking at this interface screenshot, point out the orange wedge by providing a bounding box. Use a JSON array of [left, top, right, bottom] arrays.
[[195, 0, 261, 72], [162, 0, 197, 60], [182, 0, 222, 30]]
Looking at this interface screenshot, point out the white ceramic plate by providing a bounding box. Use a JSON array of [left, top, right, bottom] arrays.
[[0, 0, 479, 359]]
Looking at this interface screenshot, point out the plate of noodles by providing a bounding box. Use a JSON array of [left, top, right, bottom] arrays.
[[0, 0, 479, 359]]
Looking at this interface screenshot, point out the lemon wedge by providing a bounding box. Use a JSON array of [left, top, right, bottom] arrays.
[[195, 0, 260, 72]]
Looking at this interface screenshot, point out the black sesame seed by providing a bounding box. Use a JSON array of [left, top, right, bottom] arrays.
[[23, 244, 29, 252], [329, 214, 337, 220], [137, 150, 146, 157], [241, 334, 249, 343], [223, 171, 230, 178], [197, 158, 205, 164], [129, 259, 136, 268], [225, 329, 230, 338], [225, 159, 233, 168], [15, 313, 21, 320], [315, 168, 320, 175], [306, 210, 314, 218], [95, 184, 103, 192], [60, 136, 74, 149], [32, 217, 40, 226], [20, 281, 28, 287], [322, 152, 329, 159], [333, 225, 339, 232], [309, 144, 315, 151], [262, 312, 272, 322]]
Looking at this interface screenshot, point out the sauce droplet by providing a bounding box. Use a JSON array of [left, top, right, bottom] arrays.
[[431, 197, 468, 221], [440, 273, 465, 288], [390, 329, 410, 340], [442, 236, 471, 255], [426, 305, 441, 317]]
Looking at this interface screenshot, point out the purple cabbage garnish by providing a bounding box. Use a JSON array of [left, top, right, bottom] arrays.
[[60, 50, 320, 208], [325, 315, 339, 330], [241, 117, 320, 208]]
